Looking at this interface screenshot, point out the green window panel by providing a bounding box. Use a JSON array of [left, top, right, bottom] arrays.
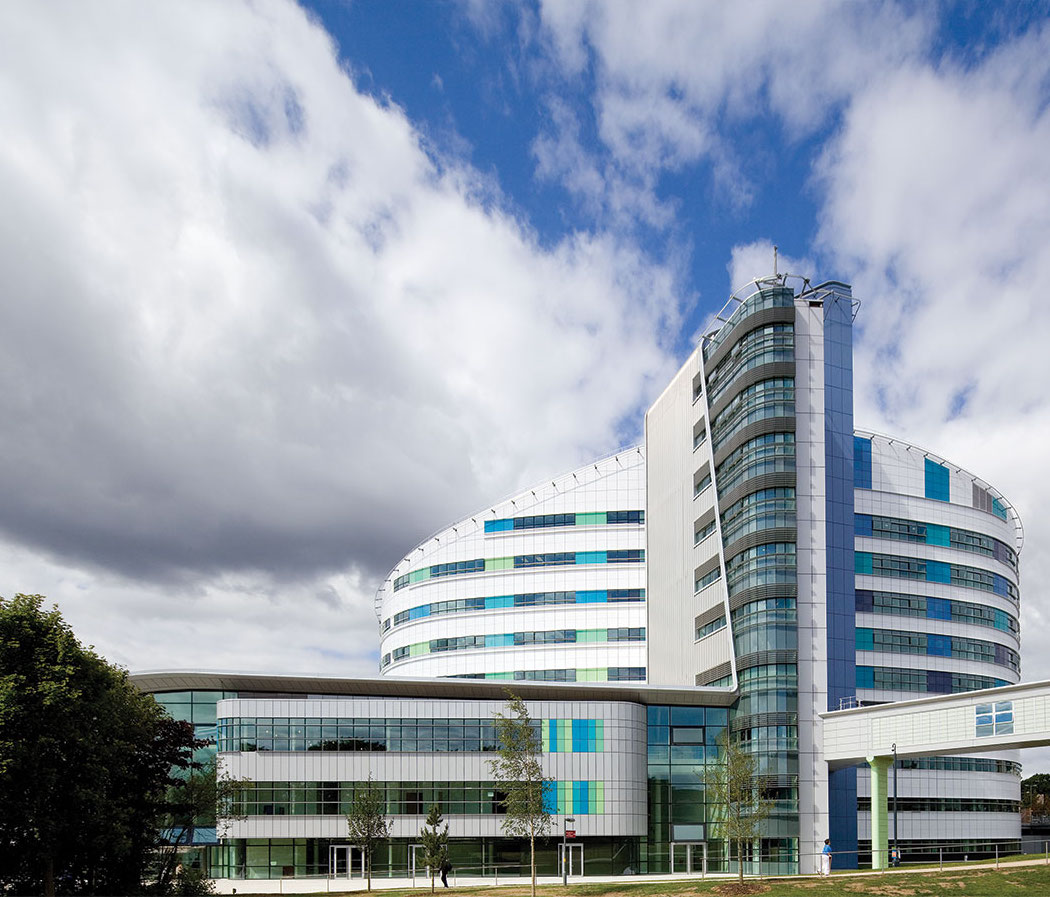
[[575, 512, 607, 526], [596, 720, 605, 752], [485, 557, 514, 571], [409, 569, 429, 583], [409, 642, 429, 656], [577, 668, 608, 682], [577, 629, 607, 643]]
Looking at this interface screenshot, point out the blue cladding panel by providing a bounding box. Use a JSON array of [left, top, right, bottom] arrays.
[[927, 634, 952, 656], [485, 519, 514, 533], [829, 767, 859, 869], [576, 551, 606, 565], [409, 605, 431, 620], [926, 524, 950, 547], [854, 436, 873, 489], [992, 498, 1008, 520], [993, 574, 1010, 597], [924, 458, 950, 502], [572, 719, 588, 752], [542, 781, 557, 813], [926, 560, 951, 584], [485, 595, 514, 609], [928, 670, 952, 693], [856, 628, 874, 651], [576, 590, 606, 603], [857, 666, 875, 689], [855, 589, 873, 612], [926, 597, 951, 620], [854, 514, 873, 537]]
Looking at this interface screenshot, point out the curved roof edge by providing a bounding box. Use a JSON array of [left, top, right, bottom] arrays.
[[855, 427, 1024, 552], [374, 444, 645, 617], [129, 668, 737, 707]]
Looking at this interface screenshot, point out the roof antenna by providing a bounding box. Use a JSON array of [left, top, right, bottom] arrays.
[[773, 244, 778, 277]]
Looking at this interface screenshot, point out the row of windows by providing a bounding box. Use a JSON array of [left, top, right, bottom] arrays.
[[393, 550, 645, 590], [732, 597, 797, 630], [855, 628, 1019, 671], [710, 379, 795, 454], [701, 286, 795, 361], [695, 567, 721, 592], [857, 797, 1019, 814], [390, 589, 645, 628], [389, 626, 647, 662], [725, 542, 797, 595], [696, 615, 726, 639], [856, 552, 1017, 600], [705, 323, 794, 406], [694, 473, 712, 496], [856, 589, 1018, 633], [857, 665, 1008, 693], [716, 432, 795, 500], [483, 510, 644, 533], [694, 519, 717, 545], [447, 667, 646, 682], [230, 780, 602, 817], [721, 487, 796, 546], [856, 514, 1016, 568], [736, 663, 798, 690], [218, 718, 522, 754], [894, 757, 1021, 775]]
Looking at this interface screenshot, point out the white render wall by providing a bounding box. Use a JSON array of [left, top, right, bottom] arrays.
[[219, 697, 648, 840], [377, 449, 646, 680]]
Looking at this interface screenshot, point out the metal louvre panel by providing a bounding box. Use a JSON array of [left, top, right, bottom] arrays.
[[728, 583, 798, 611], [736, 650, 798, 670], [717, 472, 797, 511], [702, 306, 797, 375], [730, 711, 797, 732], [695, 605, 728, 630], [694, 553, 722, 582], [713, 416, 797, 468], [707, 361, 797, 420], [695, 662, 733, 686], [722, 527, 799, 564]]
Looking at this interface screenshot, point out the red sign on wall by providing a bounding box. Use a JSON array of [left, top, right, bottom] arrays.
[[565, 830, 576, 839]]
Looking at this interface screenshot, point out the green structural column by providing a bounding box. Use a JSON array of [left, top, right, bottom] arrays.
[[867, 755, 893, 870]]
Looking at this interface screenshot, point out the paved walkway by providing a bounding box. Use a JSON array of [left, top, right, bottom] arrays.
[[210, 854, 1050, 894]]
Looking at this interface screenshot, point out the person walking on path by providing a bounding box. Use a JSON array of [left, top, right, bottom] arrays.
[[440, 859, 452, 888], [820, 839, 832, 876]]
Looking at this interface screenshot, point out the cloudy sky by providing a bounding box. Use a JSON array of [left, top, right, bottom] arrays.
[[1, 1, 1049, 688]]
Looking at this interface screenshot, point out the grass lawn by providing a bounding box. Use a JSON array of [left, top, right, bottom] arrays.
[[235, 864, 1050, 897]]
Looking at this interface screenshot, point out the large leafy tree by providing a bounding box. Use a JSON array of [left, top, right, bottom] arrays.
[[0, 593, 197, 895], [488, 690, 552, 897], [701, 729, 773, 881], [344, 775, 389, 891]]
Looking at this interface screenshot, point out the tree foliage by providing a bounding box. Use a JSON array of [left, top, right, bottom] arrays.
[[488, 690, 551, 897], [344, 775, 389, 891], [0, 593, 198, 896], [418, 804, 449, 892], [701, 730, 773, 881]]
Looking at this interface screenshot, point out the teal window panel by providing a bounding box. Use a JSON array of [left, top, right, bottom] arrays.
[[926, 560, 951, 584], [576, 590, 606, 603], [925, 458, 950, 502], [855, 628, 874, 651], [992, 498, 1008, 521], [994, 610, 1010, 631], [485, 595, 515, 609], [857, 666, 875, 689], [855, 552, 873, 575], [484, 634, 514, 648], [572, 719, 588, 752], [926, 523, 950, 547], [485, 519, 514, 533], [576, 551, 607, 565]]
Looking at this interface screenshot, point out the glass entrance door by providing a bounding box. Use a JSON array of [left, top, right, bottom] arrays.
[[671, 842, 707, 875], [559, 843, 584, 878], [329, 845, 365, 878]]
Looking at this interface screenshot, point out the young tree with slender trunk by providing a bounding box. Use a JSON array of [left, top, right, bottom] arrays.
[[419, 803, 449, 892], [701, 729, 773, 881], [345, 775, 390, 891], [488, 690, 552, 897]]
